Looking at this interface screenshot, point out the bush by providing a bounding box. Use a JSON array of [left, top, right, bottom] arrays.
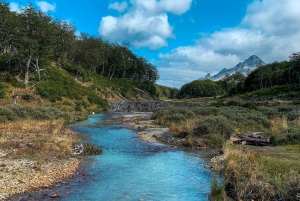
[[194, 116, 234, 138], [152, 107, 195, 122], [82, 143, 103, 155], [21, 94, 33, 101], [217, 106, 269, 128], [259, 105, 300, 121], [192, 106, 220, 116]]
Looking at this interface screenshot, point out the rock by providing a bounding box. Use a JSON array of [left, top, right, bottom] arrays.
[[50, 193, 59, 198], [109, 101, 202, 112]]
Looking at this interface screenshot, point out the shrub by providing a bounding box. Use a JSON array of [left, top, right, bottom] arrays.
[[152, 107, 195, 123], [194, 115, 234, 138], [81, 143, 103, 155], [21, 94, 33, 101], [192, 106, 219, 116], [217, 106, 269, 128]]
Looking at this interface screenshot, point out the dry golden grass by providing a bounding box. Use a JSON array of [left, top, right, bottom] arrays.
[[270, 116, 288, 133], [169, 118, 198, 136], [223, 142, 300, 200], [0, 120, 78, 160], [169, 123, 183, 135], [183, 118, 197, 134]]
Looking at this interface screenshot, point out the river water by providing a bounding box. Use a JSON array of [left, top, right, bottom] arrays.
[[14, 113, 213, 201]]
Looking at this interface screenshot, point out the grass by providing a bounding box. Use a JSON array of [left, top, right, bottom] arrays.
[[0, 82, 9, 99], [0, 105, 88, 123], [152, 106, 271, 148], [210, 175, 226, 201], [151, 100, 300, 199], [0, 120, 79, 160], [223, 143, 300, 200]]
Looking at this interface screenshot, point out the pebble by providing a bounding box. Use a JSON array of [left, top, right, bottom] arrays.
[[0, 158, 79, 199], [50, 193, 59, 198]]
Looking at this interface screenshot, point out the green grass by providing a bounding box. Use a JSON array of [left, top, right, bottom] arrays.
[[251, 145, 300, 175], [224, 143, 300, 200]]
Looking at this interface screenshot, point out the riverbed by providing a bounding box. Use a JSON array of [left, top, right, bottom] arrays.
[[13, 113, 213, 201]]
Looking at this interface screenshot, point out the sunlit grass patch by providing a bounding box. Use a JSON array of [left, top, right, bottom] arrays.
[[0, 120, 78, 160], [223, 143, 300, 200]]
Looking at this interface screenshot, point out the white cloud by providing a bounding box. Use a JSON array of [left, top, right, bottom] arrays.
[[242, 0, 300, 36], [99, 0, 193, 50], [9, 2, 23, 12], [158, 0, 300, 88], [109, 2, 128, 12], [159, 0, 193, 15], [36, 1, 56, 13]]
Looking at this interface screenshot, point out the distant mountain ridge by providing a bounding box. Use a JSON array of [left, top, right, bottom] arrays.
[[200, 55, 266, 81]]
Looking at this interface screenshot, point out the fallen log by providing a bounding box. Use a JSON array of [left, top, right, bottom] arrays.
[[230, 132, 271, 146]]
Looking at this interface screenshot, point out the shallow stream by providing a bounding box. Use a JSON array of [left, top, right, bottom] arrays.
[[14, 113, 213, 201]]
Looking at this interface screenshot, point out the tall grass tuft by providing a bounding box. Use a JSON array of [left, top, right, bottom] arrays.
[[210, 175, 226, 201]]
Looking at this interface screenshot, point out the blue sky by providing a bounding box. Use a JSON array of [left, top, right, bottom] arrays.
[[7, 0, 300, 88]]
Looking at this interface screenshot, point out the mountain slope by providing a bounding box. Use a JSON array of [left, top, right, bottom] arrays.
[[200, 55, 266, 81]]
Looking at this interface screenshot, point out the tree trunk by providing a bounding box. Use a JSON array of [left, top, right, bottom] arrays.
[[102, 61, 105, 76], [36, 57, 41, 82], [110, 68, 115, 80], [24, 54, 32, 85]]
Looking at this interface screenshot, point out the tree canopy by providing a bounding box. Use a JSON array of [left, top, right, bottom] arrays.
[[0, 2, 159, 86]]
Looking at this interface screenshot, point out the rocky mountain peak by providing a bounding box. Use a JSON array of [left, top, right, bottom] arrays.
[[200, 55, 266, 81]]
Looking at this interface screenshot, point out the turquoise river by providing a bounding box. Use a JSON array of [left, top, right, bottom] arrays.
[[14, 113, 213, 201]]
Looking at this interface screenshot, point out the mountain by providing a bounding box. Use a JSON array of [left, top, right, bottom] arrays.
[[200, 55, 266, 81]]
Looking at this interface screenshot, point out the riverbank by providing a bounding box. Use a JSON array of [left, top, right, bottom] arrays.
[[115, 112, 189, 150], [146, 103, 300, 200], [113, 112, 217, 161], [0, 120, 81, 200]]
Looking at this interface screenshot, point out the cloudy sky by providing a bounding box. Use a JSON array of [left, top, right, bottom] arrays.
[[7, 0, 300, 88]]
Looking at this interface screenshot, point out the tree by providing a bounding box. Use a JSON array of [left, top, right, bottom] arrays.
[[0, 1, 20, 65], [52, 20, 76, 65], [18, 4, 55, 84], [290, 52, 300, 86], [219, 72, 246, 95], [179, 80, 223, 98]]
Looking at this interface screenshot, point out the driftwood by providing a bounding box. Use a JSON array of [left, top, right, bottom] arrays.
[[72, 144, 84, 155], [230, 132, 271, 146]]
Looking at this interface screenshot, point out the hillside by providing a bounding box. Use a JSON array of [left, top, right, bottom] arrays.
[[0, 2, 159, 113]]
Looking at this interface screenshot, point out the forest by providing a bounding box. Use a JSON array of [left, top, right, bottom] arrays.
[[178, 52, 300, 99], [0, 2, 158, 88]]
